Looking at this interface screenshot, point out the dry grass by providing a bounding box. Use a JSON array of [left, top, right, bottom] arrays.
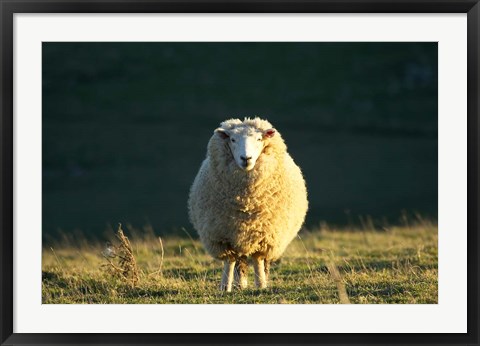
[[100, 224, 139, 287], [42, 220, 438, 304]]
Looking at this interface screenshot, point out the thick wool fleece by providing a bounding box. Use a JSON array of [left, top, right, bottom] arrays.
[[188, 118, 308, 261]]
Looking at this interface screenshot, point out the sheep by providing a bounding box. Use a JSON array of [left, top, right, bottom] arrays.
[[188, 117, 308, 292]]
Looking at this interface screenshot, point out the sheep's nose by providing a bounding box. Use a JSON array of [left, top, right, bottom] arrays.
[[240, 156, 252, 162]]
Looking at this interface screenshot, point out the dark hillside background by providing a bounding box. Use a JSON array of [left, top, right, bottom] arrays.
[[42, 42, 437, 240]]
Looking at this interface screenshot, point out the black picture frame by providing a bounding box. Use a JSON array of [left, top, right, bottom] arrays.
[[1, 1, 479, 345]]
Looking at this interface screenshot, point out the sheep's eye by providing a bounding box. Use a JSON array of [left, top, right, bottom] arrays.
[[257, 138, 261, 141], [231, 138, 235, 143]]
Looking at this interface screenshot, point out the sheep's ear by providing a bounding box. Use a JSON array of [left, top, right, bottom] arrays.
[[215, 128, 230, 139], [263, 128, 276, 138]]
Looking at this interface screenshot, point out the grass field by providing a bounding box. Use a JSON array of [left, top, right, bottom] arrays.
[[42, 220, 438, 304]]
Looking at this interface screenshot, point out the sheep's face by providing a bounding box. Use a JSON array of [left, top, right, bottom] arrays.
[[216, 127, 276, 171]]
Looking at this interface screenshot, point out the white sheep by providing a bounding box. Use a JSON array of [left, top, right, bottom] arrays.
[[188, 117, 308, 291]]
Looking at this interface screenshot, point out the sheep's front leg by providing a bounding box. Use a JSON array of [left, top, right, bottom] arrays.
[[253, 255, 267, 289], [234, 256, 249, 289], [220, 260, 236, 292]]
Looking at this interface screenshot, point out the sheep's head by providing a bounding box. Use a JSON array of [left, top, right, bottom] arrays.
[[215, 123, 276, 172]]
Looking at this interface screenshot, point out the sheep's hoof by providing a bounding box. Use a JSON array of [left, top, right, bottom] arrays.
[[234, 276, 248, 290], [219, 284, 233, 292]]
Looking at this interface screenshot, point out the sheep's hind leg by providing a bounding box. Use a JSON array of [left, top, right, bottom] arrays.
[[264, 259, 270, 286], [220, 260, 236, 292], [234, 256, 248, 289], [253, 255, 267, 289]]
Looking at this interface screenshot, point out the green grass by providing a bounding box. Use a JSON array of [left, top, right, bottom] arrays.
[[42, 220, 437, 304]]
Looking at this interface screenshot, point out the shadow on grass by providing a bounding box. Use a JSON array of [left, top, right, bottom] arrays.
[[122, 287, 180, 299], [162, 267, 219, 280], [328, 259, 437, 272], [42, 271, 70, 288], [42, 270, 116, 303], [346, 285, 408, 298]]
